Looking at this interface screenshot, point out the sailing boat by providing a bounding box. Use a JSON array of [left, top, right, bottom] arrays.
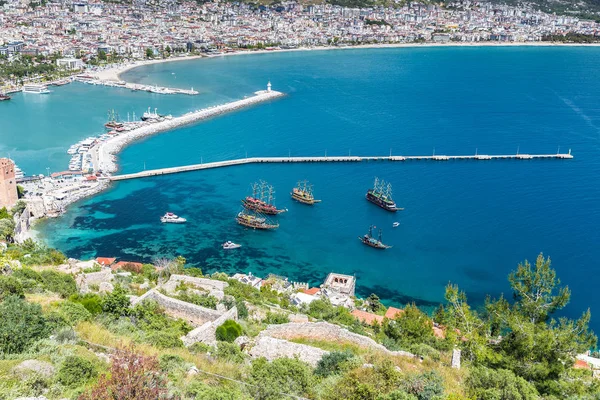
[[242, 181, 287, 215], [104, 109, 123, 129], [366, 177, 403, 212], [236, 209, 279, 230], [291, 180, 321, 205], [359, 225, 391, 249]]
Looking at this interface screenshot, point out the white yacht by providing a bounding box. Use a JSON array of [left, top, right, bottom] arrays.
[[222, 241, 242, 250], [22, 84, 51, 94], [160, 212, 187, 224]]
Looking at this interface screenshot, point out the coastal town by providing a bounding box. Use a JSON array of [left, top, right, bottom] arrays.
[[1, 0, 600, 91]]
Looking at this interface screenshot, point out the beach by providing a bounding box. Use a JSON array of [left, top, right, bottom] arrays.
[[91, 42, 600, 83]]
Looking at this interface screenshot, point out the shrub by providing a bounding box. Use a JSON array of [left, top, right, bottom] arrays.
[[39, 270, 77, 298], [216, 341, 245, 363], [408, 343, 441, 361], [59, 301, 92, 325], [186, 381, 252, 400], [101, 285, 130, 316], [189, 342, 212, 354], [264, 311, 290, 325], [249, 357, 315, 400], [174, 290, 218, 309], [315, 351, 356, 377], [183, 267, 203, 277], [0, 296, 49, 354], [158, 354, 186, 372], [402, 371, 445, 400], [215, 319, 243, 343], [379, 390, 418, 400], [236, 299, 249, 319], [55, 327, 78, 344], [11, 268, 43, 290], [69, 293, 103, 315], [466, 366, 539, 400], [0, 275, 24, 300], [57, 355, 96, 387], [307, 299, 355, 326], [79, 346, 168, 400], [146, 331, 183, 348]]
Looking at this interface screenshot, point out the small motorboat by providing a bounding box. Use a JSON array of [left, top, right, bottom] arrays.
[[393, 222, 400, 228], [161, 212, 187, 224], [222, 241, 242, 250]]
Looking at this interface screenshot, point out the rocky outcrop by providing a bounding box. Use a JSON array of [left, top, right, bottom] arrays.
[[261, 322, 414, 358], [76, 269, 113, 293], [249, 336, 328, 367], [13, 360, 55, 379]]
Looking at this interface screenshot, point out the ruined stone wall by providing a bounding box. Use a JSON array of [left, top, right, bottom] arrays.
[[261, 322, 414, 358], [131, 289, 224, 327], [76, 269, 113, 292], [249, 336, 328, 367], [162, 275, 227, 299], [182, 305, 238, 346]]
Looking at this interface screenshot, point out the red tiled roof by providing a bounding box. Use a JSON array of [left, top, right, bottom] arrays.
[[384, 307, 404, 320], [351, 309, 384, 325], [112, 261, 143, 272], [96, 257, 116, 266], [86, 175, 97, 181], [302, 287, 320, 295], [574, 359, 589, 369]]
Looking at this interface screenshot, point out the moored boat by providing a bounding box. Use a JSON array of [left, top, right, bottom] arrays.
[[161, 212, 187, 224], [291, 180, 321, 205], [359, 225, 391, 249], [0, 94, 10, 101], [22, 84, 50, 94], [366, 177, 403, 212]]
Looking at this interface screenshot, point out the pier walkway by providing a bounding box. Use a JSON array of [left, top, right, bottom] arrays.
[[110, 152, 573, 181]]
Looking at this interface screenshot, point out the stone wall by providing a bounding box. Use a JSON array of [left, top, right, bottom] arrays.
[[76, 269, 113, 293], [13, 207, 31, 244], [131, 289, 224, 327], [248, 336, 328, 367], [182, 305, 238, 346], [261, 322, 414, 358], [162, 274, 227, 299]]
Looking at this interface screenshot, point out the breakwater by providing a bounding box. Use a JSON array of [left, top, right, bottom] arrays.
[[94, 89, 284, 174], [110, 152, 574, 181]]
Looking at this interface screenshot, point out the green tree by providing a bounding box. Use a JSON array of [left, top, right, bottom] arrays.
[[215, 319, 242, 342], [16, 185, 25, 199], [97, 50, 107, 61], [367, 293, 384, 313], [0, 296, 49, 354], [384, 304, 435, 347], [59, 301, 92, 324], [101, 285, 130, 316], [145, 48, 154, 59], [40, 270, 77, 298], [11, 200, 26, 216], [0, 218, 15, 242]]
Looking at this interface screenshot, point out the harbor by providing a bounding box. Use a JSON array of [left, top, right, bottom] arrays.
[[74, 75, 199, 95], [110, 151, 574, 181]]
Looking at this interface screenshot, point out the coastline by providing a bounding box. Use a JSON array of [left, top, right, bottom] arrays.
[[93, 41, 600, 83]]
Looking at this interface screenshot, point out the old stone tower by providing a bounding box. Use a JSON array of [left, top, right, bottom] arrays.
[[0, 158, 18, 209]]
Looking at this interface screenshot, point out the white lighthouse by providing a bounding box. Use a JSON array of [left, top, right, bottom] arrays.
[[267, 81, 272, 93]]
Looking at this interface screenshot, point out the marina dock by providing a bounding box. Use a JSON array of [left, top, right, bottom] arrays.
[[74, 76, 199, 95], [110, 151, 573, 181]]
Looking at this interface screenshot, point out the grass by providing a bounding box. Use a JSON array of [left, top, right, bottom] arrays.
[[25, 292, 63, 311]]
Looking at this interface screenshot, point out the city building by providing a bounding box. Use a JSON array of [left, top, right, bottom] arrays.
[[0, 158, 18, 209]]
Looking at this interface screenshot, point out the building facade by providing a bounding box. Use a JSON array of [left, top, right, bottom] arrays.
[[0, 158, 18, 209]]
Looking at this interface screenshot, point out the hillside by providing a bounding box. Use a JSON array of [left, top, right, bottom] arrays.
[[0, 197, 598, 400]]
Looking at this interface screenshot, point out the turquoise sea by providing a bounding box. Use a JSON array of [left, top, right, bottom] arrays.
[[5, 47, 600, 326]]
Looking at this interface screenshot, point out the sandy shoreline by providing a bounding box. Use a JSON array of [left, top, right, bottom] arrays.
[[90, 42, 600, 83]]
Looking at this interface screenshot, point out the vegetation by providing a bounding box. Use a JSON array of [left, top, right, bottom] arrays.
[[0, 247, 598, 399], [215, 319, 243, 342]]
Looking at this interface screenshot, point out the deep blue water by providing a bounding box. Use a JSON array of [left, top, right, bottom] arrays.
[[18, 47, 600, 326]]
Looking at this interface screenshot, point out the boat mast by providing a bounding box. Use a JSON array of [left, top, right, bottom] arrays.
[[378, 229, 383, 243]]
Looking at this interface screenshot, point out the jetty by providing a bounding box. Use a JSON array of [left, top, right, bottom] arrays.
[[74, 76, 199, 95], [110, 151, 573, 181]]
